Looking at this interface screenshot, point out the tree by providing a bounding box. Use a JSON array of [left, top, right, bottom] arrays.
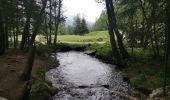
[[80, 18, 89, 35], [105, 0, 121, 60], [92, 10, 108, 31], [20, 0, 34, 50], [163, 0, 170, 96], [73, 15, 89, 35], [0, 8, 5, 55], [73, 15, 82, 35], [54, 0, 62, 44]]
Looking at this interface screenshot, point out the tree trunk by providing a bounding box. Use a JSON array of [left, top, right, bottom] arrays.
[[105, 0, 121, 60], [108, 0, 129, 58], [54, 0, 62, 44], [44, 13, 49, 44], [163, 0, 170, 96], [20, 0, 33, 50], [29, 0, 47, 46], [105, 0, 129, 59], [151, 0, 159, 56], [4, 17, 9, 49], [20, 46, 36, 81], [0, 9, 5, 55], [49, 0, 52, 45], [13, 26, 17, 48]]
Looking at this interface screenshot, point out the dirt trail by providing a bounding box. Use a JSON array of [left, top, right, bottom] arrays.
[[0, 50, 52, 100]]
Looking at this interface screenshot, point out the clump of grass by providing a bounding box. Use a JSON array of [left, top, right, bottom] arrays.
[[89, 43, 113, 61]]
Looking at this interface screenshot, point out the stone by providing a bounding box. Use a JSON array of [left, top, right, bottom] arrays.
[[78, 86, 89, 89], [84, 50, 96, 56], [0, 97, 8, 100], [123, 76, 130, 83], [96, 37, 103, 42], [149, 86, 170, 99], [102, 85, 110, 89]]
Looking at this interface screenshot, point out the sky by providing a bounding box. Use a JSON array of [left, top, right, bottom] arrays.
[[63, 0, 105, 23]]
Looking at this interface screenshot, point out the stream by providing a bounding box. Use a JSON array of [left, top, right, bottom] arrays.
[[46, 51, 139, 100]]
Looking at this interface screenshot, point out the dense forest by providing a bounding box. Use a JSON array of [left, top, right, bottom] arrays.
[[0, 0, 170, 99]]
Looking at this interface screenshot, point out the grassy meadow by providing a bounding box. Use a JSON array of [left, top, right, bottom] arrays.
[[57, 31, 109, 42], [17, 31, 109, 43]]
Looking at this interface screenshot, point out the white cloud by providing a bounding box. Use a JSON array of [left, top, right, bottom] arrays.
[[63, 0, 105, 23]]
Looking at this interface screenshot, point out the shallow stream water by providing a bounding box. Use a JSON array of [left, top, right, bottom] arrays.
[[46, 51, 139, 100]]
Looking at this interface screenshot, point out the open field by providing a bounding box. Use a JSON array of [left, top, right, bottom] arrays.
[[57, 31, 109, 42], [17, 31, 109, 43]]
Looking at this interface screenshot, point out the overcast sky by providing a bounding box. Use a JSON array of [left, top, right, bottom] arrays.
[[63, 0, 105, 23]]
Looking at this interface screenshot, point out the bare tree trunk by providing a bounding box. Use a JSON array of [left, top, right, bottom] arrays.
[[44, 13, 49, 44], [105, 0, 129, 59], [15, 0, 19, 48], [20, 46, 36, 81], [29, 0, 47, 46], [109, 0, 129, 58], [151, 0, 159, 56], [49, 0, 52, 44], [0, 8, 5, 55], [105, 0, 121, 60], [4, 17, 9, 49], [13, 26, 17, 48], [20, 0, 33, 50], [54, 0, 62, 44], [163, 0, 170, 96]]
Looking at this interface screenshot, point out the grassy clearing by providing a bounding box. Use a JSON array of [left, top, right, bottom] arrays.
[[57, 31, 109, 42], [17, 31, 109, 43]]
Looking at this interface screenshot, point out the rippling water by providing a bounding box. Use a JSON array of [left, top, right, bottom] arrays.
[[46, 51, 138, 100]]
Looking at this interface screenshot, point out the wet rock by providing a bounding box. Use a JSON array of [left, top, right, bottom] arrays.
[[96, 37, 103, 42], [78, 86, 89, 89], [149, 86, 170, 99], [84, 50, 96, 56], [0, 97, 8, 100], [123, 76, 130, 83], [102, 85, 110, 89]]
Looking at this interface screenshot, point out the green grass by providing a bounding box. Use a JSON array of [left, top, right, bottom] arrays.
[[17, 31, 109, 43], [58, 31, 109, 42]]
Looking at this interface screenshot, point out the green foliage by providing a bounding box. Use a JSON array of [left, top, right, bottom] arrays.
[[89, 43, 113, 61], [36, 45, 52, 57], [58, 23, 67, 35], [92, 10, 108, 31], [65, 25, 74, 35], [73, 15, 89, 35], [30, 67, 53, 100]]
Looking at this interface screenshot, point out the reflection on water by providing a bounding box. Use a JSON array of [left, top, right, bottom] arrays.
[[46, 51, 138, 100]]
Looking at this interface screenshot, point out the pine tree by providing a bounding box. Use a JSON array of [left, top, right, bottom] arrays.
[[73, 15, 82, 35], [80, 18, 89, 35]]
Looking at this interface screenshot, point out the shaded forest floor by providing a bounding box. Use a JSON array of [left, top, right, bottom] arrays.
[[0, 49, 56, 100]]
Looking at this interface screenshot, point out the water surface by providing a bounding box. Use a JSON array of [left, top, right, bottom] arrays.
[[46, 51, 137, 100]]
